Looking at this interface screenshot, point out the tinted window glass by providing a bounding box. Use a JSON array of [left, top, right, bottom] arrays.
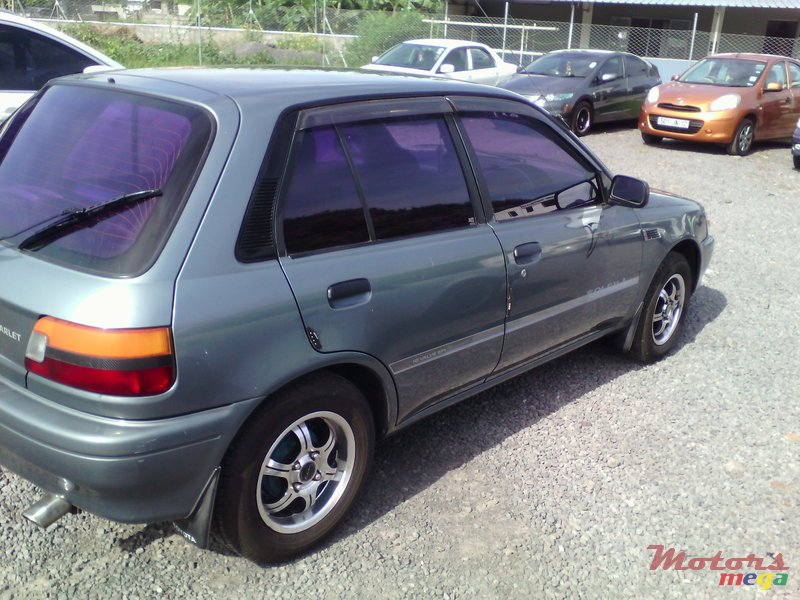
[[599, 56, 623, 79], [374, 43, 445, 71], [342, 116, 473, 240], [281, 126, 369, 255], [0, 26, 96, 91], [624, 55, 648, 76], [460, 113, 595, 220], [444, 48, 468, 72], [469, 48, 494, 70], [0, 84, 211, 275]]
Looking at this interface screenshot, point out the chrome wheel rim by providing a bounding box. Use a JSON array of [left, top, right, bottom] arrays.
[[738, 123, 754, 153], [574, 106, 591, 134], [652, 273, 686, 346], [256, 411, 355, 534]]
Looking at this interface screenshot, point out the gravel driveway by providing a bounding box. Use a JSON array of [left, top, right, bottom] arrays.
[[1, 126, 798, 600]]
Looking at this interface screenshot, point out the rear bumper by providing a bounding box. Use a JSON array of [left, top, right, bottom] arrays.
[[0, 375, 258, 523], [792, 131, 800, 156], [639, 106, 739, 144]]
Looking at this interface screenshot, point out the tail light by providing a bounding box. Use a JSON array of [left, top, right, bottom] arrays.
[[25, 317, 174, 396]]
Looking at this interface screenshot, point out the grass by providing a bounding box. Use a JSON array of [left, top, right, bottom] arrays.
[[62, 24, 277, 68]]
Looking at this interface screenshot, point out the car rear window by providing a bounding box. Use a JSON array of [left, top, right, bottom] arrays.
[[0, 84, 212, 276]]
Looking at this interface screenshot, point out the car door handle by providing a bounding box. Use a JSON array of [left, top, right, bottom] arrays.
[[513, 242, 542, 265], [327, 278, 371, 308]]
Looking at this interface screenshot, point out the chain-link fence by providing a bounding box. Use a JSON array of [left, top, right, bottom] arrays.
[[11, 2, 800, 65]]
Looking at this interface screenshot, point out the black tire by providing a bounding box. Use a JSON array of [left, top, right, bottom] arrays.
[[641, 132, 662, 145], [794, 154, 800, 170], [628, 252, 692, 363], [727, 118, 755, 156], [570, 101, 593, 136], [214, 373, 374, 563]]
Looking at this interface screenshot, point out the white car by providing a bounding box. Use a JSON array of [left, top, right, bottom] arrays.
[[0, 12, 121, 121], [362, 38, 519, 86]]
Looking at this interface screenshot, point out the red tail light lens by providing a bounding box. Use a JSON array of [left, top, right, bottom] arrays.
[[25, 317, 174, 396]]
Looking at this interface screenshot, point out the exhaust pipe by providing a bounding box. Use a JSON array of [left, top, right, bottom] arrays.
[[23, 494, 74, 529]]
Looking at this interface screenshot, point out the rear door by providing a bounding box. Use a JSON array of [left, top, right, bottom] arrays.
[[623, 54, 655, 118], [468, 47, 502, 85], [277, 99, 507, 422]]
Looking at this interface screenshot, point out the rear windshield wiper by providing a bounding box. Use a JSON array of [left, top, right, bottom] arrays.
[[18, 189, 163, 252]]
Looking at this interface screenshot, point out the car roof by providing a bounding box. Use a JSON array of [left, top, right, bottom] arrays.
[[402, 38, 492, 50], [87, 67, 522, 104], [0, 11, 121, 68], [710, 52, 796, 62]]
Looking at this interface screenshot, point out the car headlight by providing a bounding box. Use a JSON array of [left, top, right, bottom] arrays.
[[709, 94, 741, 112], [646, 86, 659, 104]]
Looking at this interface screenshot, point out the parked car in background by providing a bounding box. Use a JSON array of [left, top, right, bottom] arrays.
[[361, 38, 518, 85], [0, 11, 120, 121], [639, 53, 800, 155], [0, 68, 713, 564], [500, 49, 660, 136], [793, 117, 800, 169]]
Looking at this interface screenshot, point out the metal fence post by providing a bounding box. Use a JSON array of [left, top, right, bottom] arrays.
[[444, 1, 448, 39], [501, 1, 508, 59], [567, 3, 574, 50], [689, 12, 697, 60]]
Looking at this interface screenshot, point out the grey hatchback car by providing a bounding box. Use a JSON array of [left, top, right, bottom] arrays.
[[0, 68, 713, 563]]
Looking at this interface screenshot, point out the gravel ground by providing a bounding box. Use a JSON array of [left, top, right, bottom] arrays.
[[1, 126, 799, 600]]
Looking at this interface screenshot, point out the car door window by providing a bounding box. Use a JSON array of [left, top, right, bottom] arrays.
[[623, 55, 647, 77], [766, 62, 787, 89], [598, 56, 623, 80], [469, 48, 495, 70], [341, 116, 474, 239], [0, 25, 96, 92], [787, 62, 800, 89], [459, 112, 597, 221], [281, 125, 370, 255], [442, 48, 468, 72], [282, 115, 474, 253]]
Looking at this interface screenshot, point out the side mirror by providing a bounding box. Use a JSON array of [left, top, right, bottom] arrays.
[[609, 175, 649, 208], [764, 81, 783, 92], [516, 65, 524, 73], [439, 64, 455, 74], [371, 55, 379, 63], [599, 72, 618, 83], [671, 74, 680, 81]]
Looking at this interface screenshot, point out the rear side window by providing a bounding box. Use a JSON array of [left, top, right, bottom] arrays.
[[469, 48, 494, 70], [459, 112, 595, 219], [0, 84, 212, 275], [624, 55, 648, 76], [281, 115, 474, 255]]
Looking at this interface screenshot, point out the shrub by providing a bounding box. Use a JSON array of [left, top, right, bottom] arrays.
[[344, 11, 426, 67]]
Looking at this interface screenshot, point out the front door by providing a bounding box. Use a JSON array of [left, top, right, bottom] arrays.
[[593, 55, 629, 122], [454, 107, 643, 372], [277, 105, 507, 422]]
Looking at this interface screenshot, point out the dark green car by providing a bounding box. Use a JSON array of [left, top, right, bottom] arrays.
[[0, 68, 711, 563]]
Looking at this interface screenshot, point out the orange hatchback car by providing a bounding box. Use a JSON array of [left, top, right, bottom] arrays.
[[639, 53, 800, 155]]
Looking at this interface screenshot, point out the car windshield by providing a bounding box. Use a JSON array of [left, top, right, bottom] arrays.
[[523, 54, 600, 77], [0, 84, 213, 276], [373, 43, 445, 71], [679, 58, 766, 87]]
